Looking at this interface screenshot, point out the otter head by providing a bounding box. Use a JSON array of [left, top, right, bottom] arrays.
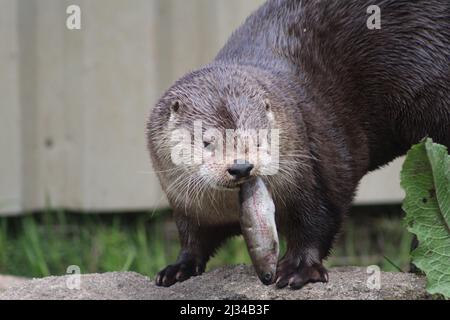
[[148, 64, 305, 205]]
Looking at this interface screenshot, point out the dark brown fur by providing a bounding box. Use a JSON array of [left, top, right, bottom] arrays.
[[148, 0, 450, 289]]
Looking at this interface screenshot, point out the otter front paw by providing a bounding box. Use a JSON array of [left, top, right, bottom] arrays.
[[155, 261, 204, 287], [275, 259, 328, 290], [155, 259, 205, 287]]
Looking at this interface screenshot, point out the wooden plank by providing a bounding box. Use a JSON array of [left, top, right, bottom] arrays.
[[0, 0, 22, 214], [355, 158, 405, 204], [79, 0, 166, 210]]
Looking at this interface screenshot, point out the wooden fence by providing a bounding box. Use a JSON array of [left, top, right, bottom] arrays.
[[0, 0, 404, 215]]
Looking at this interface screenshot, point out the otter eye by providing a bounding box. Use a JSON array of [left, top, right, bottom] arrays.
[[203, 141, 212, 149]]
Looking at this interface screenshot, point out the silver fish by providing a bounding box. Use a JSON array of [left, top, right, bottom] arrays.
[[239, 177, 279, 285]]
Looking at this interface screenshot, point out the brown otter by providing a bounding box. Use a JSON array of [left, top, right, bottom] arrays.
[[147, 0, 450, 289]]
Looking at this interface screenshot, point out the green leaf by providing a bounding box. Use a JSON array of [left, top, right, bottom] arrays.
[[401, 138, 450, 298]]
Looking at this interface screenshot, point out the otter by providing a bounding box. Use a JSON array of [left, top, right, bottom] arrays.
[[147, 0, 450, 289]]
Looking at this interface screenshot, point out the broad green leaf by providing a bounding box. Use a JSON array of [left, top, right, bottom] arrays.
[[401, 138, 450, 298]]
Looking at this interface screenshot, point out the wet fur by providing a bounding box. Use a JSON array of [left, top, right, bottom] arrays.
[[148, 0, 450, 288]]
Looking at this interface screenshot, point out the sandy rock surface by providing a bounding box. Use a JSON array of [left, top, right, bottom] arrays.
[[0, 265, 431, 300], [0, 275, 29, 292]]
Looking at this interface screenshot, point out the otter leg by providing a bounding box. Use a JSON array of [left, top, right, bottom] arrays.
[[155, 218, 240, 287], [275, 206, 340, 289]]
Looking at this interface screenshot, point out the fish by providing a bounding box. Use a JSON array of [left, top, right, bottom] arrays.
[[239, 177, 279, 285]]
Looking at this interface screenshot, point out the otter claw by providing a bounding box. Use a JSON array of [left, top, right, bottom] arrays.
[[276, 262, 328, 290], [155, 260, 205, 287]]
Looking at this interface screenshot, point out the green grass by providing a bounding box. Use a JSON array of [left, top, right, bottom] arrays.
[[0, 206, 412, 278], [0, 209, 175, 278]]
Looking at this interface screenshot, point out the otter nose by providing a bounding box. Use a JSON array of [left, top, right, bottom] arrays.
[[228, 160, 254, 179]]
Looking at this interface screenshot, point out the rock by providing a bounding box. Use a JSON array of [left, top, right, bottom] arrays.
[[0, 275, 29, 292], [0, 265, 432, 300]]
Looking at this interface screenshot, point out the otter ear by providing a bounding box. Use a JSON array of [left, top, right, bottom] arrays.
[[168, 100, 181, 126], [170, 100, 180, 113], [264, 99, 275, 124], [264, 99, 271, 112]]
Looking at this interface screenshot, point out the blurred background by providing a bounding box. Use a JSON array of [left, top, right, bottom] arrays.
[[1, 0, 410, 279]]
